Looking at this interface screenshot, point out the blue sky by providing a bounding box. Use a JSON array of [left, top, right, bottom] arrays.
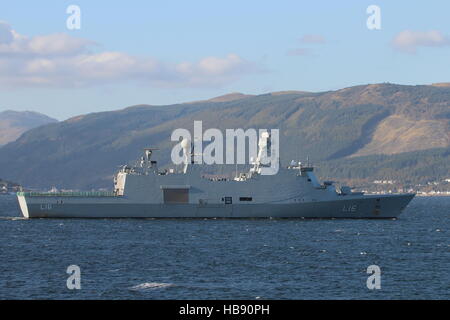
[[0, 0, 449, 119]]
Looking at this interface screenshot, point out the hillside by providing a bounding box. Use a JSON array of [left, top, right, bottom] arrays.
[[0, 110, 58, 146], [0, 83, 448, 189]]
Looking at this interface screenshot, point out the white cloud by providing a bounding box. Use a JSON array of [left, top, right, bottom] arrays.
[[0, 22, 14, 44], [391, 30, 450, 54], [27, 33, 94, 56], [0, 22, 260, 88], [287, 34, 325, 57], [300, 34, 326, 44]]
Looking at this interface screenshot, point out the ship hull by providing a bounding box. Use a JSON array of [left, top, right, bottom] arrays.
[[17, 193, 414, 219]]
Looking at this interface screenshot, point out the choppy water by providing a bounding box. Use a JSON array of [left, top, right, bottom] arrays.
[[0, 195, 448, 299]]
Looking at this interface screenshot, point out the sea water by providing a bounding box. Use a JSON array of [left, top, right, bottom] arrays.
[[0, 195, 448, 299]]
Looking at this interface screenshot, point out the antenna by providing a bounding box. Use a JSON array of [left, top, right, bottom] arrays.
[[143, 147, 159, 161], [180, 138, 191, 173]]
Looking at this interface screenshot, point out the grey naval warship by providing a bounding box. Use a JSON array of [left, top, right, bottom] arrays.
[[17, 137, 414, 219]]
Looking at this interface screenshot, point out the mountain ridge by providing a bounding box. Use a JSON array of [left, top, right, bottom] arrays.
[[0, 110, 58, 146], [0, 83, 448, 189]]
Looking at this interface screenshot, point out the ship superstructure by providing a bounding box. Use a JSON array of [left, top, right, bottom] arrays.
[[17, 138, 414, 218]]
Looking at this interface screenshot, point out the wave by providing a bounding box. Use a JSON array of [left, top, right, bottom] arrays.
[[129, 282, 174, 290], [0, 216, 27, 220]]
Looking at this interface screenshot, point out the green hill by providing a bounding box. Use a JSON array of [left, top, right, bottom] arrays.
[[0, 83, 448, 189]]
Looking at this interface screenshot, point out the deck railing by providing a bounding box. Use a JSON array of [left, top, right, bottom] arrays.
[[17, 191, 116, 197]]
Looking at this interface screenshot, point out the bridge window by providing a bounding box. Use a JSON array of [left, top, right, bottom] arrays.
[[239, 197, 252, 201]]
